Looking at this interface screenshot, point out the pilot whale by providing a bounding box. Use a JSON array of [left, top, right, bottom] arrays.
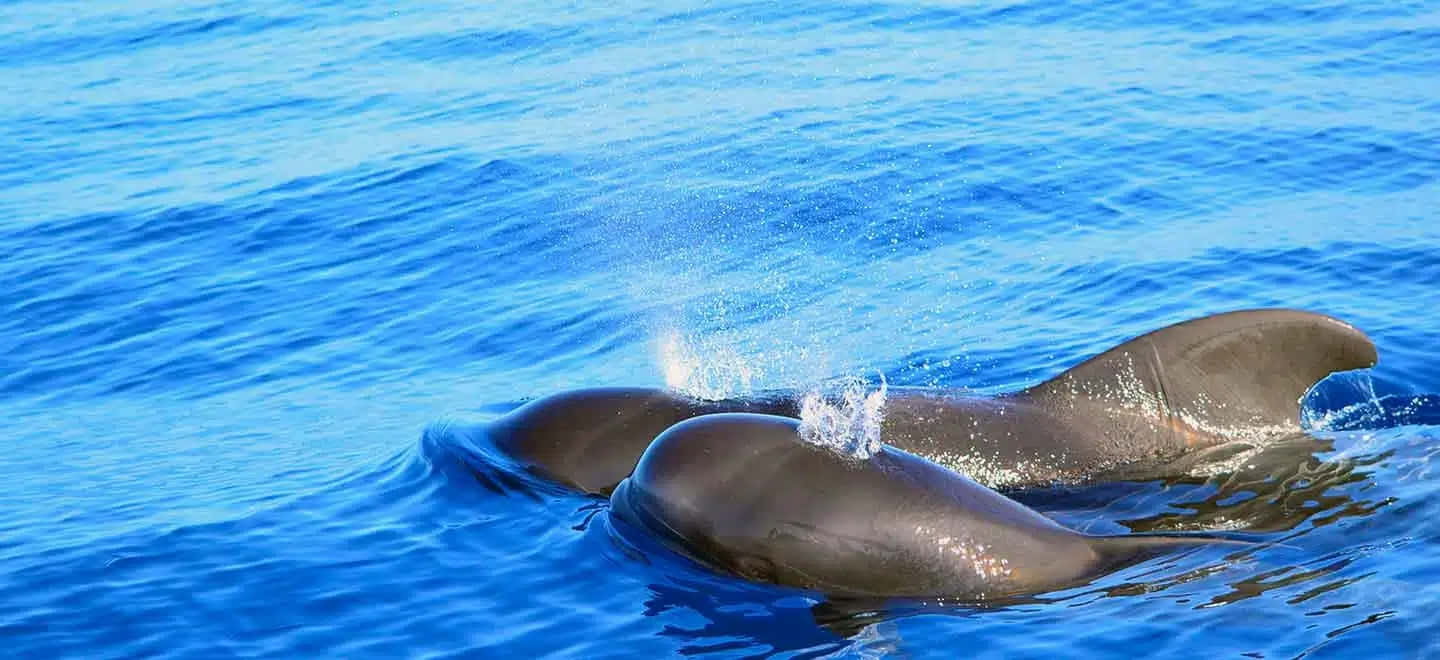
[[609, 413, 1245, 599], [488, 309, 1377, 494]]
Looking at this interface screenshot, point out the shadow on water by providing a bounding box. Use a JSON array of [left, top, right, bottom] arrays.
[[1119, 437, 1393, 535], [1005, 433, 1392, 534]]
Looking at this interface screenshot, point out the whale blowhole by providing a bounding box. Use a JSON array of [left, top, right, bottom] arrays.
[[797, 372, 888, 460]]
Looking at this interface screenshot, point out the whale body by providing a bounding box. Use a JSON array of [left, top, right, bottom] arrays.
[[488, 309, 1378, 494], [609, 413, 1239, 599]]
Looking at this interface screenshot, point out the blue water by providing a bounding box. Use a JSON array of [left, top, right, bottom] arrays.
[[4, 0, 1440, 657]]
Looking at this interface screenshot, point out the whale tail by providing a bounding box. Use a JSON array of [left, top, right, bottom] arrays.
[[1020, 309, 1378, 433]]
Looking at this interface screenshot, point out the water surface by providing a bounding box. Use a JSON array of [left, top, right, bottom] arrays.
[[3, 0, 1439, 657]]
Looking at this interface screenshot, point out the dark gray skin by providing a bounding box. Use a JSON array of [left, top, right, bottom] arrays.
[[487, 387, 797, 494], [489, 309, 1378, 494], [610, 413, 1237, 599]]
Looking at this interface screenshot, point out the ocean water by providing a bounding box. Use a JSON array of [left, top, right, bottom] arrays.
[[4, 0, 1439, 657]]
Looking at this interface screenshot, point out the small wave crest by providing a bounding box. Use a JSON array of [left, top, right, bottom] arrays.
[[1304, 393, 1440, 432], [417, 421, 560, 499], [797, 373, 888, 460], [1302, 372, 1440, 432]]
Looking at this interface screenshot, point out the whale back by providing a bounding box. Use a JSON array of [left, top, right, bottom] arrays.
[[1019, 309, 1377, 433], [609, 413, 1095, 598], [610, 413, 1241, 599], [487, 387, 796, 495], [486, 310, 1380, 496]]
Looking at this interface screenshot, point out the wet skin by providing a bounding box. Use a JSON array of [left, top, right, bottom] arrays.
[[489, 309, 1377, 494]]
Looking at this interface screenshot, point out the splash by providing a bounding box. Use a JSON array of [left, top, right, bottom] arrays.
[[658, 330, 760, 401], [1300, 372, 1418, 432], [797, 373, 888, 460]]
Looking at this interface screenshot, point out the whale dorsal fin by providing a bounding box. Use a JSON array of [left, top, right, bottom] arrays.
[[1020, 309, 1377, 430]]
